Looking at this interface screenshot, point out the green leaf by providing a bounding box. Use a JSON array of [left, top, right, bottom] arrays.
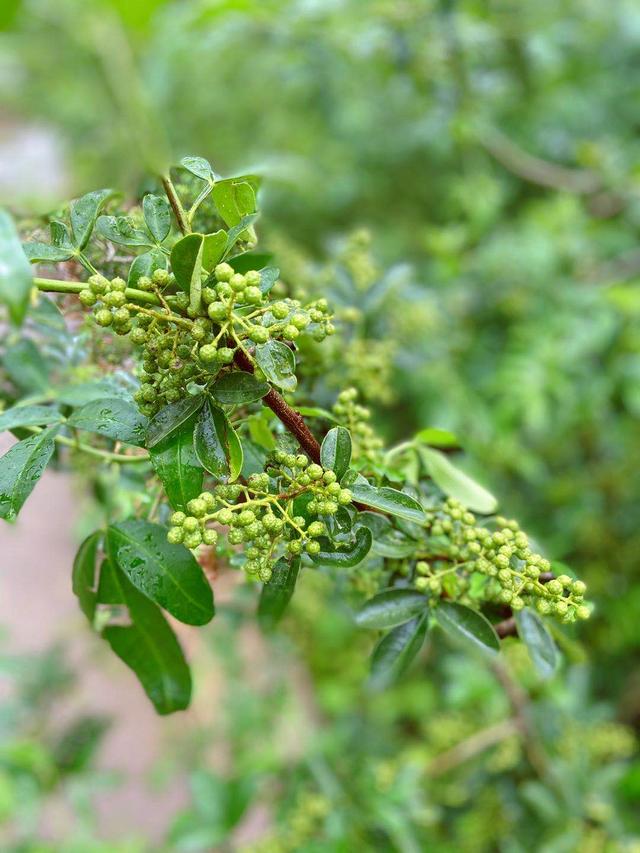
[[72, 531, 102, 620], [228, 252, 273, 274], [257, 557, 300, 632], [56, 378, 132, 407], [3, 339, 49, 393], [210, 371, 270, 405], [0, 209, 33, 326], [127, 249, 167, 287], [414, 427, 460, 448], [355, 588, 428, 630], [295, 407, 338, 423], [436, 602, 500, 655], [194, 402, 243, 482], [142, 194, 171, 243], [202, 231, 227, 271], [22, 242, 75, 263], [96, 215, 154, 248], [349, 481, 425, 524], [149, 417, 203, 513], [213, 180, 256, 229], [515, 608, 558, 679], [107, 519, 214, 626], [0, 426, 59, 521], [320, 427, 352, 480], [180, 156, 215, 182], [68, 398, 148, 446], [310, 526, 372, 568], [71, 189, 115, 250], [171, 233, 203, 312], [224, 214, 259, 257], [96, 558, 191, 714], [0, 404, 63, 433], [254, 339, 297, 392], [257, 267, 279, 295], [418, 447, 498, 514], [146, 395, 205, 449], [50, 220, 74, 250], [357, 513, 417, 558], [369, 613, 428, 690]]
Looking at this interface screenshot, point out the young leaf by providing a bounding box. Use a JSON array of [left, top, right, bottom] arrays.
[[212, 180, 256, 228], [170, 233, 204, 312], [257, 557, 300, 632], [96, 215, 154, 248], [68, 398, 148, 447], [515, 608, 559, 679], [355, 588, 428, 630], [0, 404, 63, 433], [254, 339, 297, 392], [149, 417, 203, 513], [418, 447, 498, 514], [369, 613, 429, 690], [180, 155, 215, 183], [22, 242, 75, 263], [210, 371, 270, 405], [71, 189, 115, 250], [50, 220, 74, 250], [310, 526, 373, 568], [202, 231, 227, 271], [0, 425, 59, 521], [436, 602, 500, 655], [349, 481, 425, 524], [414, 427, 460, 449], [96, 558, 192, 714], [106, 519, 214, 626], [128, 249, 167, 287], [295, 406, 339, 423], [142, 194, 171, 243], [0, 209, 33, 326], [72, 530, 102, 620], [194, 402, 243, 481], [320, 426, 352, 480], [146, 395, 205, 449]]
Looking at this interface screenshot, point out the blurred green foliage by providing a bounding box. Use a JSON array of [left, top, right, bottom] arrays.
[[0, 0, 639, 848]]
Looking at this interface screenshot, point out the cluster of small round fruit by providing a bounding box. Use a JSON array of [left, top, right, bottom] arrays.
[[415, 499, 590, 622], [332, 388, 384, 464], [165, 453, 353, 581]]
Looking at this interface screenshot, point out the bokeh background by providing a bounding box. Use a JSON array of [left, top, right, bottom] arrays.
[[0, 0, 639, 850]]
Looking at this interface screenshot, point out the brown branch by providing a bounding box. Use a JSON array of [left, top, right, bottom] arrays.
[[491, 660, 548, 777], [234, 348, 322, 462], [162, 175, 190, 235], [496, 616, 517, 638]]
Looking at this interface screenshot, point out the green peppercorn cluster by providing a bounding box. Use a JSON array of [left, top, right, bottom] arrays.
[[81, 261, 336, 416], [165, 452, 353, 581], [332, 388, 384, 464], [414, 499, 590, 623]]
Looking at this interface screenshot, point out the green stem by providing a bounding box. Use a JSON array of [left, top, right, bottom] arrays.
[[35, 278, 161, 306], [26, 426, 149, 465]]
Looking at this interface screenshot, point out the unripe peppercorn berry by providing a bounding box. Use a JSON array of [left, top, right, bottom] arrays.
[[244, 270, 261, 286], [214, 262, 234, 282], [208, 302, 227, 321]]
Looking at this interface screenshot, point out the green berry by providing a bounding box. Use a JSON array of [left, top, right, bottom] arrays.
[[415, 576, 429, 592], [306, 540, 321, 555], [95, 309, 113, 327], [183, 516, 200, 533], [283, 324, 299, 341], [272, 302, 290, 320], [217, 347, 235, 364], [88, 274, 109, 294], [307, 464, 323, 480], [249, 326, 270, 344], [244, 286, 262, 304], [184, 532, 203, 549], [244, 270, 261, 286], [230, 273, 246, 292], [110, 277, 126, 292], [291, 312, 310, 330], [170, 511, 186, 526], [208, 302, 227, 321], [187, 498, 207, 517], [202, 529, 218, 546], [214, 262, 234, 282], [199, 344, 218, 363], [167, 527, 184, 544], [79, 289, 97, 306]]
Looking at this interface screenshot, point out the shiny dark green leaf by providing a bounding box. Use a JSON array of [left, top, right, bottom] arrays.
[[355, 588, 428, 630], [515, 608, 558, 679], [349, 481, 425, 524], [437, 602, 500, 655], [142, 194, 171, 243], [0, 425, 59, 521], [320, 426, 351, 480], [228, 252, 273, 274], [146, 395, 205, 449], [254, 339, 296, 392], [96, 558, 192, 714], [68, 398, 148, 446], [210, 371, 269, 405], [310, 526, 372, 568], [0, 209, 33, 326], [369, 613, 428, 689], [149, 417, 203, 513], [71, 189, 115, 250], [257, 557, 300, 632], [107, 518, 214, 626], [194, 402, 243, 482]]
